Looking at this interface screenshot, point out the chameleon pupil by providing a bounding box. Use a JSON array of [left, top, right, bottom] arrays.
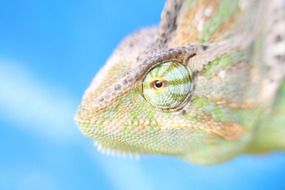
[[153, 80, 164, 89]]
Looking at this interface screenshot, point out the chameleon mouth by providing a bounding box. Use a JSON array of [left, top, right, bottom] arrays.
[[94, 141, 141, 160]]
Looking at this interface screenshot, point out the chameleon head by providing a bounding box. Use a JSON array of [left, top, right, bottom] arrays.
[[75, 28, 194, 156], [75, 28, 250, 163]]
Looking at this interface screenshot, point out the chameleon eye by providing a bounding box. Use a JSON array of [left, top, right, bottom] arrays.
[[142, 61, 192, 110]]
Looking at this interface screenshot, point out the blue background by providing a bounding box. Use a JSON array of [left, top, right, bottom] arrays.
[[0, 0, 285, 190]]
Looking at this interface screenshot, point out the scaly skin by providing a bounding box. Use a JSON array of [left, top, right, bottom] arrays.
[[75, 0, 285, 165]]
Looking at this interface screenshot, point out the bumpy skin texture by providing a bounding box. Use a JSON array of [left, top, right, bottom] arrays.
[[76, 0, 285, 165]]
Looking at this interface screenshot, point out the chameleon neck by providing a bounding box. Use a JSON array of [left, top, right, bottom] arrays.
[[247, 80, 285, 153]]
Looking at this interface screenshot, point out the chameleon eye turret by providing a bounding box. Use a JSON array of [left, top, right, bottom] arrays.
[[142, 61, 192, 111]]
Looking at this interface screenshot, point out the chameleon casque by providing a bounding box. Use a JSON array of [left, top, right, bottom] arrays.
[[76, 0, 285, 165]]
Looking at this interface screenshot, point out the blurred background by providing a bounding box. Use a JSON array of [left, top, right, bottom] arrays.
[[0, 0, 285, 190]]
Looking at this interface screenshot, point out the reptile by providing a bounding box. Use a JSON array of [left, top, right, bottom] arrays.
[[75, 0, 285, 165]]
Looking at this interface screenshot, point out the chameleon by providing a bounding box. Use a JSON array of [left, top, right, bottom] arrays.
[[75, 0, 285, 165]]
